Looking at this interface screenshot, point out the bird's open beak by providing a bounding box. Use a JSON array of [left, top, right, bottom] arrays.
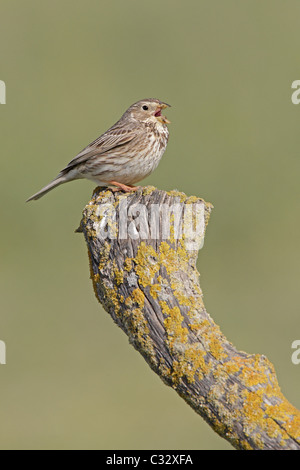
[[154, 102, 171, 124]]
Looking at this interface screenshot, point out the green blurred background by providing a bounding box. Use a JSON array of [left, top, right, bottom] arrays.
[[1, 0, 299, 450]]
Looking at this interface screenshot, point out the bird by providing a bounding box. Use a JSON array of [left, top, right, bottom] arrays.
[[26, 98, 171, 202]]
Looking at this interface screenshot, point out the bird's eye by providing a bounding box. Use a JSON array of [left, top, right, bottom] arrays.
[[142, 105, 148, 111]]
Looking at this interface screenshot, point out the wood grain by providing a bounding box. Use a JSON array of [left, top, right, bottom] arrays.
[[78, 186, 300, 450]]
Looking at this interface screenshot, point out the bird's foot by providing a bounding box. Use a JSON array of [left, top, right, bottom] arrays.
[[109, 181, 140, 192]]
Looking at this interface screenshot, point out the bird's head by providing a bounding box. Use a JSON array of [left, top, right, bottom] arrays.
[[128, 98, 171, 125]]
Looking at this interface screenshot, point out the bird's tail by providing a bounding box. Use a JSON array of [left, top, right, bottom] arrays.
[[26, 174, 70, 202]]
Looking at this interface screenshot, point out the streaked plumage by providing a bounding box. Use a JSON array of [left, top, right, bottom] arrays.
[[27, 98, 170, 201]]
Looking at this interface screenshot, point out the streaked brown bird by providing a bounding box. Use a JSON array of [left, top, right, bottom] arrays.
[[27, 98, 170, 201]]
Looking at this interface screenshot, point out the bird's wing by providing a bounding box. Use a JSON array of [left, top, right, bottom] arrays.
[[61, 124, 139, 172]]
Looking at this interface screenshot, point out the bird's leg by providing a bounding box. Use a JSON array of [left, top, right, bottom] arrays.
[[108, 181, 140, 192]]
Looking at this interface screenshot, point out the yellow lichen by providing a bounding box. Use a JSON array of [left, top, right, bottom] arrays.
[[124, 257, 133, 272], [242, 389, 265, 424], [133, 242, 160, 287], [161, 302, 188, 348], [183, 345, 208, 382], [141, 185, 157, 196], [98, 240, 111, 270], [130, 288, 145, 308], [159, 242, 177, 275], [208, 337, 227, 361], [239, 440, 254, 450], [265, 400, 300, 439], [171, 288, 192, 307], [114, 268, 124, 285], [104, 286, 121, 315], [149, 283, 161, 299]]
